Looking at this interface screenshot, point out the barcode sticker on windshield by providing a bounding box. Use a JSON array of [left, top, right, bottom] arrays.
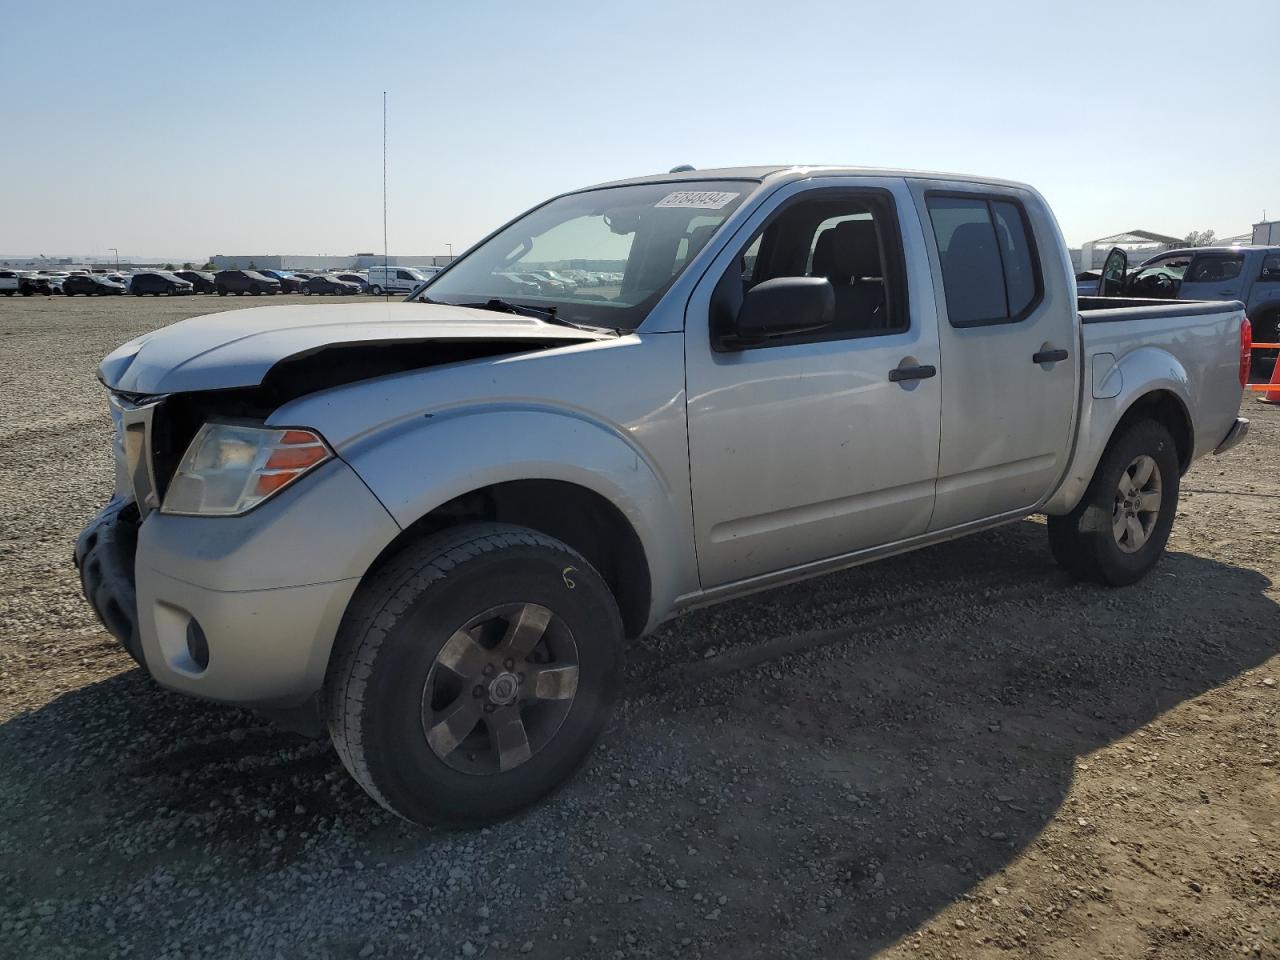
[[655, 190, 740, 210]]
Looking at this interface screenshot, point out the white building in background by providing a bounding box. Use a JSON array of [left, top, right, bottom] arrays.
[[1252, 221, 1280, 245], [1074, 229, 1184, 273]]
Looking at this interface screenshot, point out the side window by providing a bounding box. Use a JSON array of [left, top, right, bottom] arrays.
[[926, 194, 1042, 327], [1186, 255, 1244, 282], [721, 190, 907, 344], [1257, 254, 1280, 282]]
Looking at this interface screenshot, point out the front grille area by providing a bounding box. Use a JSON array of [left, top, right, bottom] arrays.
[[110, 393, 166, 516]]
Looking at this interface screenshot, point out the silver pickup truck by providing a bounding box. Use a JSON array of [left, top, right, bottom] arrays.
[[75, 166, 1251, 825]]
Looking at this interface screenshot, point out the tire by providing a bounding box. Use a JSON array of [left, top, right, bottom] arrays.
[[1047, 418, 1180, 586], [370, 284, 383, 296], [324, 522, 624, 826], [302, 287, 312, 296], [251, 284, 262, 295], [216, 286, 227, 296]]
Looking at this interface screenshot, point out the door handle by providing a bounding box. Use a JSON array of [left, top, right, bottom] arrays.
[[888, 364, 937, 383], [1033, 349, 1069, 364]]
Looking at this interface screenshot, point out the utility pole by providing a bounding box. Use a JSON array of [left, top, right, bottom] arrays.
[[109, 248, 119, 270], [446, 243, 453, 261]]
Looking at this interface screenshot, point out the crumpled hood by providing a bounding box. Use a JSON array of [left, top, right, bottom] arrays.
[[98, 301, 607, 394]]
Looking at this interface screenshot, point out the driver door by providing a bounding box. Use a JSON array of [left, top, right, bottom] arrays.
[[1098, 247, 1127, 297], [684, 179, 943, 587]]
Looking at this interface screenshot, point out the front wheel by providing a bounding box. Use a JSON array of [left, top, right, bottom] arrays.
[[1047, 419, 1179, 586], [324, 523, 623, 826]]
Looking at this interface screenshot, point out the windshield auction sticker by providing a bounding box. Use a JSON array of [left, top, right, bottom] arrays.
[[655, 191, 740, 209]]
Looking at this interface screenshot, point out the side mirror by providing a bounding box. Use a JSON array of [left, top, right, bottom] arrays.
[[730, 276, 834, 343]]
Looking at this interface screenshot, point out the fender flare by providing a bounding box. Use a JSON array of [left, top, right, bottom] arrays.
[[1044, 346, 1194, 515], [340, 404, 693, 628]]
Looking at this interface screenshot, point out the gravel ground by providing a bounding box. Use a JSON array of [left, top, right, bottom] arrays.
[[0, 294, 1277, 960]]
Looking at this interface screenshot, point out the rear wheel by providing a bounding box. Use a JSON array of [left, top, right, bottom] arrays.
[[324, 523, 623, 826], [370, 284, 383, 296], [216, 286, 228, 296], [1048, 419, 1179, 586]]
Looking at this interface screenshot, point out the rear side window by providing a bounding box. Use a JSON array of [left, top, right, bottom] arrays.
[[926, 194, 1042, 327], [1185, 255, 1243, 282], [1259, 254, 1280, 282]]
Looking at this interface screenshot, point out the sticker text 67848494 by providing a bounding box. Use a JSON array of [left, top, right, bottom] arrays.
[[654, 191, 740, 210]]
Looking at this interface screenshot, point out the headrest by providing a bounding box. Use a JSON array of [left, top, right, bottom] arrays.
[[811, 219, 881, 283]]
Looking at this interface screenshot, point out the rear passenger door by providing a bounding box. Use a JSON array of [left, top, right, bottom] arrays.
[[912, 182, 1079, 531]]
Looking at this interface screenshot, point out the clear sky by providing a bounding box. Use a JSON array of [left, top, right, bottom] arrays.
[[2, 0, 1276, 260]]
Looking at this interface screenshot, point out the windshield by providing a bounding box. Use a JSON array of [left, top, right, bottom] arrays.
[[418, 180, 751, 330]]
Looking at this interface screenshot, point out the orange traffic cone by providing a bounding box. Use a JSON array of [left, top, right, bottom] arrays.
[[1260, 354, 1280, 405]]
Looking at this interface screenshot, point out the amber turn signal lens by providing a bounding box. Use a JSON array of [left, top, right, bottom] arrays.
[[265, 444, 328, 470]]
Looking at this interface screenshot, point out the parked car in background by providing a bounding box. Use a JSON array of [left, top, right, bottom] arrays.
[[335, 272, 370, 291], [0, 270, 19, 295], [1094, 245, 1280, 366], [258, 269, 303, 293], [175, 270, 217, 294], [40, 272, 70, 294], [366, 265, 429, 295], [18, 275, 54, 296], [302, 274, 361, 296], [214, 270, 282, 296], [75, 165, 1249, 827], [63, 274, 126, 296], [130, 272, 194, 296]]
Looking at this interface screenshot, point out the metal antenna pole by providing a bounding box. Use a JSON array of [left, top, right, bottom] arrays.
[[383, 91, 389, 298]]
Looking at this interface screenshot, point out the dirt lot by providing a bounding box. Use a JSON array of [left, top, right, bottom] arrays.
[[0, 294, 1276, 960]]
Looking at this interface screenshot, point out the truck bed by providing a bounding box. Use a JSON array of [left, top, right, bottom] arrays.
[[1075, 296, 1245, 465], [1077, 295, 1245, 320]]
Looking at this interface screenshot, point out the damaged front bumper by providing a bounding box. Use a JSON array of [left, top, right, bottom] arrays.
[[71, 458, 401, 709], [74, 497, 144, 665]]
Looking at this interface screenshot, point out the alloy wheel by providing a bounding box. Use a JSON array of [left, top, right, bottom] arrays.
[[421, 602, 579, 775], [1112, 454, 1162, 553]]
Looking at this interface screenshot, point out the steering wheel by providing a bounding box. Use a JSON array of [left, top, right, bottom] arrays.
[[1150, 273, 1176, 295]]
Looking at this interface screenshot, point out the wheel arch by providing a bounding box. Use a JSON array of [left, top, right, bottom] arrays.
[[328, 405, 696, 639], [360, 478, 652, 640], [1045, 367, 1196, 517]]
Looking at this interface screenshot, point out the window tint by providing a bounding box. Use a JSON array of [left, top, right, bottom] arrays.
[[927, 197, 1007, 325], [926, 194, 1041, 327], [1186, 255, 1243, 282], [1258, 254, 1280, 281], [992, 201, 1035, 315]]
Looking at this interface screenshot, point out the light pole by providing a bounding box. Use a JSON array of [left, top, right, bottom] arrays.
[[109, 248, 119, 271], [446, 243, 453, 261]]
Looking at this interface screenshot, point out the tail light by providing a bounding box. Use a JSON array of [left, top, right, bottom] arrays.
[[1239, 316, 1252, 387]]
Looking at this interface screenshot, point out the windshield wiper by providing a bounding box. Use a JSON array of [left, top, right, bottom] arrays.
[[455, 299, 621, 336]]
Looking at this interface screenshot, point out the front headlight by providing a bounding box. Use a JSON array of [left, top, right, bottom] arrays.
[[161, 423, 331, 516]]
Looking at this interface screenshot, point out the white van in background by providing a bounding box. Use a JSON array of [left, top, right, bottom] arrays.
[[366, 265, 431, 295]]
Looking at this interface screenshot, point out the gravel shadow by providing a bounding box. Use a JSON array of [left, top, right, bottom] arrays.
[[1, 520, 1276, 958]]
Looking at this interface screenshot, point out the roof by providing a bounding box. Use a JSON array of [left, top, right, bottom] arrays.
[[1088, 229, 1184, 246], [583, 164, 1037, 193]]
